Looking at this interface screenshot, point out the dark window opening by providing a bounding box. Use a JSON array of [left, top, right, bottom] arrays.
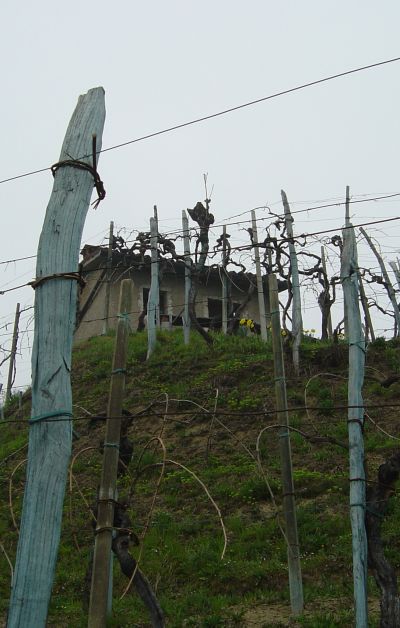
[[143, 288, 167, 314]]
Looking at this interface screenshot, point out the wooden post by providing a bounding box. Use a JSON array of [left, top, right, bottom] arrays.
[[7, 87, 106, 628], [269, 273, 303, 615], [281, 190, 302, 374], [341, 220, 368, 627], [88, 279, 133, 628], [5, 302, 21, 402], [221, 225, 228, 334], [182, 210, 191, 345], [0, 384, 4, 420], [389, 260, 400, 292], [153, 205, 160, 328], [320, 247, 333, 338], [147, 217, 159, 359], [360, 227, 400, 337], [251, 210, 268, 341], [103, 221, 114, 335], [358, 275, 375, 342]]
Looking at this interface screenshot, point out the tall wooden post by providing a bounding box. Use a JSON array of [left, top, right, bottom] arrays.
[[88, 279, 133, 628], [147, 217, 159, 359], [182, 210, 191, 345], [221, 225, 228, 334], [360, 227, 400, 337], [269, 273, 303, 615], [390, 260, 400, 292], [341, 220, 368, 627], [251, 210, 268, 341], [153, 205, 160, 328], [281, 190, 302, 374], [103, 221, 114, 335], [7, 87, 106, 628], [358, 275, 375, 342], [5, 302, 21, 402]]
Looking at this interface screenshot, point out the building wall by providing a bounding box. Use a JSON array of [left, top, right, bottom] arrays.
[[74, 267, 264, 344]]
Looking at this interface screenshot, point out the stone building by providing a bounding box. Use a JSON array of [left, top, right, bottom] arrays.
[[74, 243, 286, 343]]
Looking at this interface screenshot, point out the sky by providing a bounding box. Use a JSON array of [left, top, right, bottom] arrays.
[[1, 1, 400, 395]]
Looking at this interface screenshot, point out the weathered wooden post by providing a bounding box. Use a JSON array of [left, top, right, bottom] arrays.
[[102, 221, 114, 335], [153, 205, 160, 328], [251, 210, 268, 341], [147, 217, 159, 359], [221, 225, 228, 334], [360, 227, 400, 337], [281, 190, 302, 374], [7, 87, 106, 628], [358, 274, 375, 342], [88, 279, 133, 628], [182, 210, 191, 345], [390, 259, 400, 292], [341, 218, 368, 627], [5, 302, 20, 402], [269, 273, 303, 615]]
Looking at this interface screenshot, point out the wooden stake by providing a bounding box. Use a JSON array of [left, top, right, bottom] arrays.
[[341, 219, 368, 627], [153, 205, 160, 328], [358, 274, 375, 342], [251, 210, 268, 341], [5, 302, 20, 402], [147, 217, 159, 359], [281, 190, 302, 374], [88, 279, 133, 628], [221, 225, 228, 334], [182, 210, 191, 345], [269, 273, 303, 615], [360, 227, 400, 337], [8, 87, 106, 628], [103, 221, 114, 335]]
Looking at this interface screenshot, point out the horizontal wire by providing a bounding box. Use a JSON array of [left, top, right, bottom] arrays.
[[0, 54, 399, 186]]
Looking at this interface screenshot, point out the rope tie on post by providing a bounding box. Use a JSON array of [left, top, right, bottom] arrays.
[[51, 135, 106, 209], [29, 410, 73, 425], [29, 272, 86, 290]]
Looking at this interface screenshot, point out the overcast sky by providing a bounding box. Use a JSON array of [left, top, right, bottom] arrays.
[[1, 1, 400, 393]]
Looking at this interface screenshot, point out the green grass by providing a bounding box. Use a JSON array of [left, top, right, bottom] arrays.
[[1, 331, 400, 625]]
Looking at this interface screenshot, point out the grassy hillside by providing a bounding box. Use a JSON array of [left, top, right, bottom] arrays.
[[1, 331, 400, 627]]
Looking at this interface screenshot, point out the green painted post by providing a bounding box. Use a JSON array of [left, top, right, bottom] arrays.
[[360, 226, 400, 337], [182, 210, 191, 345], [251, 210, 268, 341], [281, 190, 302, 374], [269, 273, 304, 615], [88, 279, 133, 627], [7, 87, 106, 628], [341, 220, 368, 627], [147, 217, 159, 359]]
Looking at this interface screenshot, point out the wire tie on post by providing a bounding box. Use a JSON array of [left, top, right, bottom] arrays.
[[279, 431, 290, 439], [111, 368, 127, 375], [103, 442, 120, 450], [29, 410, 73, 425], [350, 502, 366, 509]]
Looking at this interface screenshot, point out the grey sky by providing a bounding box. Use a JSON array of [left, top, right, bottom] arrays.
[[1, 1, 400, 391]]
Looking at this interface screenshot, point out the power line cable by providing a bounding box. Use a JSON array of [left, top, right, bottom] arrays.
[[1, 55, 400, 186]]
